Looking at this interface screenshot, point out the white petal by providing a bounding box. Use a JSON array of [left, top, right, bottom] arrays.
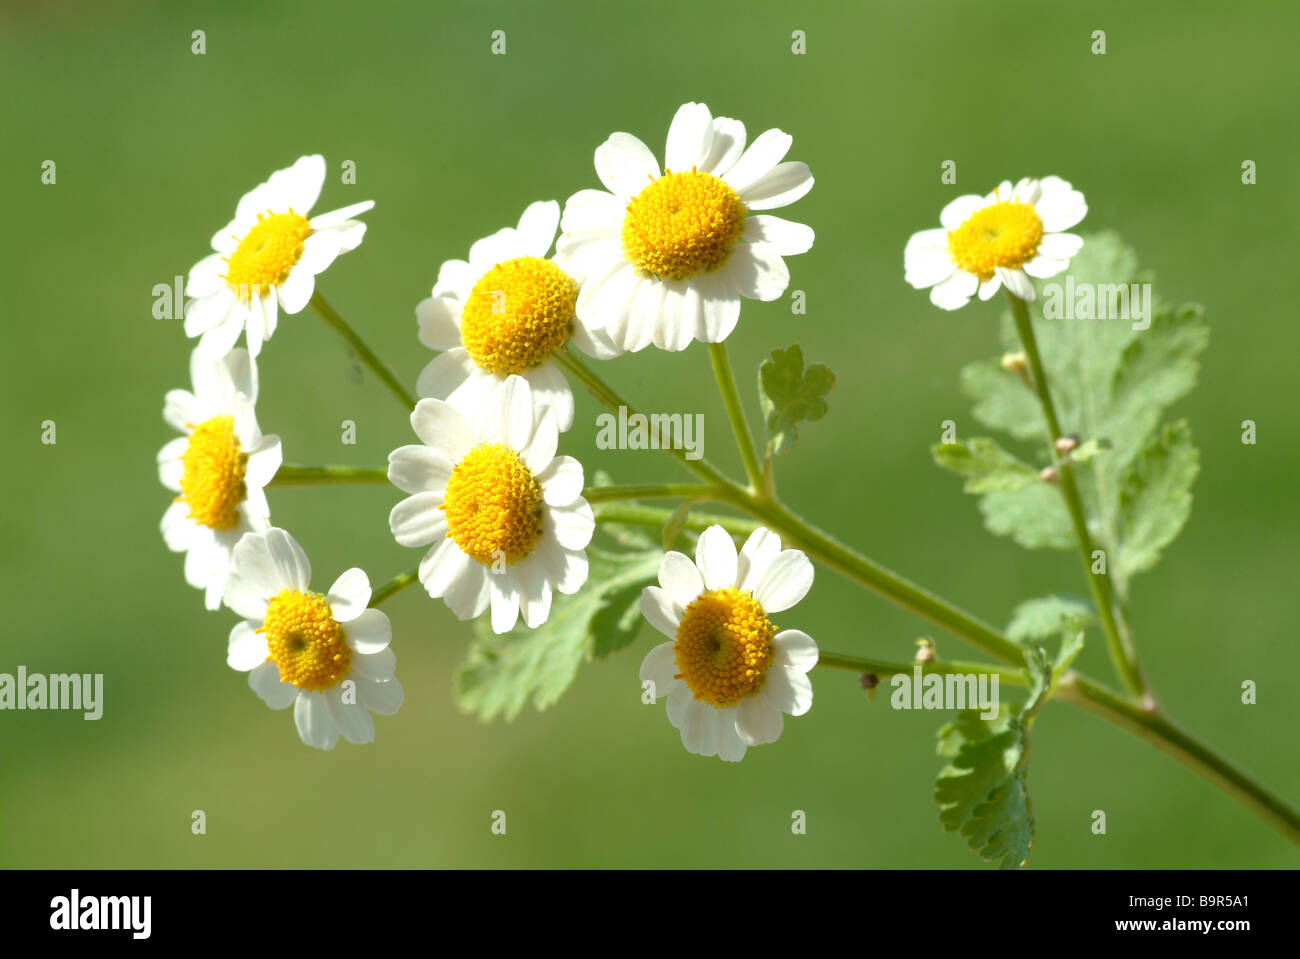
[[752, 550, 814, 613], [249, 660, 297, 709], [328, 689, 375, 745], [550, 500, 595, 550], [639, 641, 679, 696], [295, 691, 340, 750], [415, 348, 475, 401], [772, 629, 819, 672], [245, 438, 282, 489], [731, 243, 790, 302], [227, 621, 269, 671], [939, 194, 987, 230], [267, 154, 325, 214], [197, 309, 245, 360], [234, 527, 311, 598], [344, 608, 391, 654], [594, 132, 659, 199], [515, 556, 553, 629], [639, 586, 682, 639], [694, 525, 738, 590], [718, 719, 749, 762], [308, 200, 374, 230], [736, 695, 784, 746], [418, 535, 469, 598], [763, 667, 814, 717], [515, 200, 561, 257], [997, 266, 1036, 301], [929, 270, 978, 310], [538, 538, 587, 594], [352, 647, 396, 682], [389, 492, 447, 548], [520, 406, 559, 476], [978, 274, 1004, 300], [1037, 232, 1084, 260], [700, 116, 746, 176], [432, 258, 475, 299], [358, 676, 404, 715], [276, 261, 316, 313], [559, 189, 624, 235], [1034, 177, 1087, 232], [904, 228, 957, 289], [489, 573, 521, 633], [410, 397, 473, 456], [1022, 254, 1069, 279], [722, 129, 792, 193], [388, 444, 455, 495], [744, 214, 814, 256], [522, 362, 574, 433], [416, 295, 463, 351], [658, 551, 704, 608], [737, 527, 782, 592], [326, 568, 371, 622], [444, 561, 491, 619], [736, 161, 814, 211], [538, 454, 584, 507], [664, 101, 715, 173]]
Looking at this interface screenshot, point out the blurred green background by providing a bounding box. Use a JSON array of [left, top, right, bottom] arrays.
[[2, 0, 1297, 868]]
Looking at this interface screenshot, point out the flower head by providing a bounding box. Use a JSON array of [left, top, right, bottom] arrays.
[[416, 201, 620, 432], [904, 176, 1086, 310], [558, 102, 814, 352], [158, 347, 281, 609], [223, 528, 402, 750], [639, 526, 818, 761], [387, 376, 594, 633], [183, 155, 374, 359]]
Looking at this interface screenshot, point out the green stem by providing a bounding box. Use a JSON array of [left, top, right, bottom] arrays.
[[370, 567, 420, 607], [309, 290, 417, 412], [269, 464, 390, 487], [593, 502, 760, 539], [1058, 672, 1300, 844], [816, 651, 1027, 685], [1008, 293, 1148, 700], [707, 341, 765, 493], [583, 483, 718, 504], [553, 349, 733, 489]]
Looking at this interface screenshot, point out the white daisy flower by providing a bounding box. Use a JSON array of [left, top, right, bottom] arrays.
[[638, 525, 818, 762], [223, 528, 403, 750], [904, 176, 1087, 310], [557, 101, 815, 352], [415, 200, 620, 433], [158, 347, 282, 610], [387, 375, 593, 634], [183, 154, 375, 359]]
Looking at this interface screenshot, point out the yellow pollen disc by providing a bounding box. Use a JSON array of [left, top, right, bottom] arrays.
[[460, 257, 577, 375], [223, 209, 312, 300], [947, 200, 1044, 281], [441, 443, 544, 566], [674, 587, 775, 708], [260, 589, 350, 691], [621, 168, 747, 280], [179, 414, 247, 530]]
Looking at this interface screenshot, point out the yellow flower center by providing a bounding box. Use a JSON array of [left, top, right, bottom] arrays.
[[441, 443, 544, 566], [460, 257, 577, 375], [179, 415, 247, 530], [621, 168, 747, 280], [223, 210, 312, 300], [947, 200, 1044, 281], [261, 589, 350, 691], [674, 587, 775, 708]]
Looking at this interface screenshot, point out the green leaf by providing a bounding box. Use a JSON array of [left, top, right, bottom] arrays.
[[931, 438, 1039, 494], [757, 344, 836, 457], [454, 544, 663, 721], [1006, 595, 1095, 644], [1051, 618, 1086, 688], [934, 647, 1050, 869], [1113, 420, 1199, 586], [953, 231, 1207, 580]]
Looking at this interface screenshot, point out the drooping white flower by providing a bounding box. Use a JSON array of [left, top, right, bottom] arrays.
[[639, 525, 818, 762], [387, 375, 593, 633], [415, 200, 620, 432], [904, 176, 1087, 310], [224, 528, 403, 750], [158, 347, 281, 609], [184, 154, 374, 359], [557, 102, 815, 352]]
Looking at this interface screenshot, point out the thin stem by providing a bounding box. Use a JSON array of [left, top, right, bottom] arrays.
[[707, 341, 765, 493], [1058, 673, 1300, 844], [309, 290, 417, 412], [269, 464, 390, 487], [1008, 293, 1148, 700], [553, 349, 733, 489], [370, 567, 420, 607], [592, 502, 760, 539], [816, 650, 1027, 685], [583, 483, 719, 504]]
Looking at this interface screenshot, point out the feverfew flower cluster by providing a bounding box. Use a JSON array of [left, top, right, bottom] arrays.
[[157, 107, 1086, 763]]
